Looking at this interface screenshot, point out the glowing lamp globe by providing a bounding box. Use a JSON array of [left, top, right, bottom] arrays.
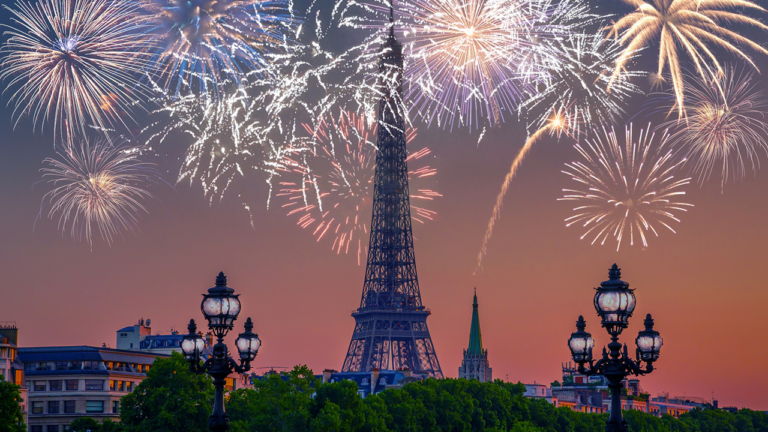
[[201, 272, 241, 335], [636, 314, 663, 362], [593, 264, 636, 334], [181, 319, 205, 362], [568, 315, 594, 363], [235, 317, 261, 362]]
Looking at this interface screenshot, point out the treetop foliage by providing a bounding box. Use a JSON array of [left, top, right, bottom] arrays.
[[106, 355, 767, 432]]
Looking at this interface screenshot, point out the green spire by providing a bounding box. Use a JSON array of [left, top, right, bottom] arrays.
[[467, 288, 483, 356]]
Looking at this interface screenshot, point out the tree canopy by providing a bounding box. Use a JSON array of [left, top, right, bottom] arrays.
[[0, 376, 25, 432], [119, 351, 214, 432], [93, 358, 768, 432]]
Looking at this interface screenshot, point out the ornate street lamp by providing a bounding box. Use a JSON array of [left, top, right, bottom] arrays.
[[182, 272, 261, 431], [567, 264, 662, 432]]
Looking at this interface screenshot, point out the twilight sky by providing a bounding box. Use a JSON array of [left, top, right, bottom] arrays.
[[1, 0, 768, 411]]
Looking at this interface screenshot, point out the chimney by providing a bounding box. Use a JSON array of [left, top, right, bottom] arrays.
[[371, 368, 380, 391], [322, 369, 336, 384]]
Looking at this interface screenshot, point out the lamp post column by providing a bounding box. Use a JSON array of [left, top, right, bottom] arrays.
[[209, 339, 230, 431]]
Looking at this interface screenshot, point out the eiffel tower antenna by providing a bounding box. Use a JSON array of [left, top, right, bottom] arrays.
[[340, 0, 443, 378]]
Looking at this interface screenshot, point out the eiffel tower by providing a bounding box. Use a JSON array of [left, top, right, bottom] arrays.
[[340, 5, 443, 378]]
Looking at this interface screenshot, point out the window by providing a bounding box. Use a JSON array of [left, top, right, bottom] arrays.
[[126, 381, 133, 392], [120, 333, 127, 337], [47, 426, 58, 432], [118, 381, 125, 391], [85, 400, 104, 413], [32, 401, 43, 414], [25, 363, 34, 371], [110, 380, 116, 391], [65, 380, 78, 391], [112, 400, 120, 414], [31, 426, 43, 432], [68, 361, 81, 371], [25, 381, 30, 389], [85, 380, 104, 390], [64, 400, 76, 414], [49, 380, 62, 391], [48, 401, 60, 414], [34, 381, 46, 391], [83, 361, 100, 370], [55, 361, 67, 370]]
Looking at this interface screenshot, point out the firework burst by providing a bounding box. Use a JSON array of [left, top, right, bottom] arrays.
[[560, 123, 693, 251], [340, 0, 594, 131], [146, 85, 300, 205], [1, 0, 151, 139], [525, 34, 644, 135], [39, 138, 157, 247], [140, 0, 300, 98], [659, 67, 768, 187], [608, 0, 768, 116], [276, 109, 440, 264]]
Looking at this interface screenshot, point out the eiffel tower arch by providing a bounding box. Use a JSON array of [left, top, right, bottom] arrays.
[[340, 6, 443, 379]]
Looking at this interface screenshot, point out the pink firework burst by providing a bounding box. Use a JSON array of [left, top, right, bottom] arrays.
[[276, 109, 440, 264]]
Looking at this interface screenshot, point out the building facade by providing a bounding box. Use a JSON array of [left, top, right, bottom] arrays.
[[1, 324, 28, 426], [116, 319, 212, 356], [458, 291, 492, 382], [19, 346, 167, 432]]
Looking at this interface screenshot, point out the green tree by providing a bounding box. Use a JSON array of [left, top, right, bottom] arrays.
[[119, 352, 214, 432], [100, 419, 124, 432], [69, 417, 101, 432], [310, 380, 367, 432], [230, 365, 318, 432], [0, 376, 25, 432]]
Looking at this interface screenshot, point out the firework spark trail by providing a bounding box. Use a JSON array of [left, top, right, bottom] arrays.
[[608, 0, 768, 117], [658, 67, 768, 187], [276, 109, 440, 264], [559, 123, 693, 251], [139, 0, 301, 99], [1, 0, 151, 140], [338, 0, 597, 131], [39, 138, 157, 247], [474, 34, 644, 271], [474, 111, 571, 272]]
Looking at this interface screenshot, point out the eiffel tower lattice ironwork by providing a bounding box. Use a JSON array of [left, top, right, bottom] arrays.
[[340, 5, 443, 378]]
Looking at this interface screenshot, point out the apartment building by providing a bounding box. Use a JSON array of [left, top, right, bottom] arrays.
[[19, 346, 167, 432]]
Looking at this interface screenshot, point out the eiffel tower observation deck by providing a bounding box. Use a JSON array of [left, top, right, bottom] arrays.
[[340, 5, 443, 378]]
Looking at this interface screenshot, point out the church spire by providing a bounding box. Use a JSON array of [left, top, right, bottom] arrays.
[[467, 288, 484, 356]]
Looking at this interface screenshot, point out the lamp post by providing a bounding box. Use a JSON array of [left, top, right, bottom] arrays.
[[181, 272, 261, 432], [567, 264, 662, 432]]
